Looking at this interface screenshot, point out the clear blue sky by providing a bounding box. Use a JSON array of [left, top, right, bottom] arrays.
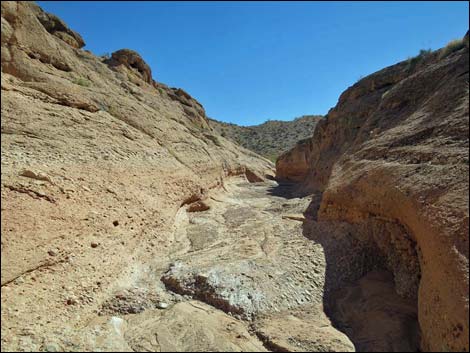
[[38, 1, 468, 125]]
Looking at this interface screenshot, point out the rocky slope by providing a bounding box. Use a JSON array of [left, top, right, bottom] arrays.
[[277, 35, 469, 351], [210, 115, 323, 162], [1, 2, 274, 350]]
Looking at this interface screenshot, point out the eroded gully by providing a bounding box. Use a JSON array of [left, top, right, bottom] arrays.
[[75, 178, 419, 352]]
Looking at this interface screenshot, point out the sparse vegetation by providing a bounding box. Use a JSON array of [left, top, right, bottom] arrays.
[[209, 115, 322, 161], [419, 49, 432, 56], [406, 48, 432, 72], [73, 77, 91, 87], [266, 153, 279, 163], [439, 38, 468, 59], [104, 105, 126, 121]]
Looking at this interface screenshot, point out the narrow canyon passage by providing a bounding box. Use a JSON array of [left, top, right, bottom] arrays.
[[74, 178, 419, 352], [1, 3, 467, 351]]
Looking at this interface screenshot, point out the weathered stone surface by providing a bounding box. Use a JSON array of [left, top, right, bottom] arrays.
[[277, 37, 469, 351], [276, 138, 312, 182], [105, 48, 153, 84], [19, 169, 52, 183], [166, 86, 212, 129], [123, 302, 268, 352], [1, 2, 272, 351], [254, 306, 355, 352], [30, 2, 85, 49]]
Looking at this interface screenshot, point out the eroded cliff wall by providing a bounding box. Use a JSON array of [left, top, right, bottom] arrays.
[[1, 2, 273, 349], [277, 36, 469, 351]]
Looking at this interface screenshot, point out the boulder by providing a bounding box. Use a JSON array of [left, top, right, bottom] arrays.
[[106, 49, 153, 84]]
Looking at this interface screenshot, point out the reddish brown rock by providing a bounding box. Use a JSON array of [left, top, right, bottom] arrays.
[[187, 201, 210, 213]]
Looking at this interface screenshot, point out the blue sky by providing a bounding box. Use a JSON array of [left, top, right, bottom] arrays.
[[38, 1, 469, 125]]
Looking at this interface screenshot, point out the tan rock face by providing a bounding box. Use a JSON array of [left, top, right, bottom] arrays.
[[1, 2, 273, 350], [254, 305, 355, 352], [30, 2, 85, 49], [277, 41, 469, 351], [276, 138, 312, 182], [166, 86, 211, 129], [105, 49, 153, 84]]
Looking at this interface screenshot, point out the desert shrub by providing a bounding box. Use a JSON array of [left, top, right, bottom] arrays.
[[406, 48, 432, 72], [439, 38, 468, 59], [104, 105, 124, 120], [266, 153, 278, 163], [419, 49, 432, 56], [73, 77, 91, 87]]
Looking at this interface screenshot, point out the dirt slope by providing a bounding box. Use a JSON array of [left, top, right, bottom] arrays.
[[277, 35, 469, 351]]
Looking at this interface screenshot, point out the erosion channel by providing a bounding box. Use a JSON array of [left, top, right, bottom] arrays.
[[88, 178, 420, 352]]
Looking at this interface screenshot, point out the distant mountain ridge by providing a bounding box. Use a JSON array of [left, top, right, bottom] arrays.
[[209, 115, 323, 161]]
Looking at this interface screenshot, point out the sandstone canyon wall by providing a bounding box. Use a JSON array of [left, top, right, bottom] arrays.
[[277, 35, 469, 351], [2, 1, 469, 351], [1, 1, 273, 349]]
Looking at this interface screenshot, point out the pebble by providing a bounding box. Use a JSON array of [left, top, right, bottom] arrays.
[[115, 291, 127, 300], [48, 249, 58, 256], [66, 296, 78, 305], [156, 302, 169, 309], [90, 242, 99, 248], [43, 342, 61, 352], [173, 294, 184, 302]]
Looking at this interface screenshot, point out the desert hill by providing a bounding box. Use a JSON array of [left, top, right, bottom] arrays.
[[209, 115, 322, 161]]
